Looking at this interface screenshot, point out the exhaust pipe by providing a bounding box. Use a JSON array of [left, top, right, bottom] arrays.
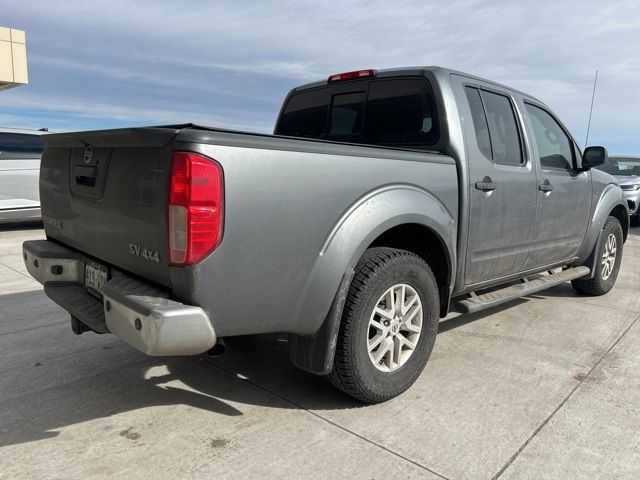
[[207, 337, 226, 356]]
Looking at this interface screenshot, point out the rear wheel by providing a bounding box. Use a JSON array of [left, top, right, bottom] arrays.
[[572, 216, 623, 296], [327, 247, 439, 403]]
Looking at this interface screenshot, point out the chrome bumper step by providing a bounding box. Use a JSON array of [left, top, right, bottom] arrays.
[[22, 239, 216, 356]]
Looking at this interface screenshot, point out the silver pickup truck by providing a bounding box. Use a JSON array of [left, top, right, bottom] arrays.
[[23, 67, 628, 403]]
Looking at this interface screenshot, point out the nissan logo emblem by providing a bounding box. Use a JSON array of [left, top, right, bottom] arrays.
[[83, 145, 94, 164]]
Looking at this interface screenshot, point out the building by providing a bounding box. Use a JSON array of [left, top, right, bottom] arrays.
[[0, 27, 28, 91]]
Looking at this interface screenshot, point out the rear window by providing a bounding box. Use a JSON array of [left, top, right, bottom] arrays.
[[0, 133, 44, 159], [276, 77, 439, 149], [329, 91, 366, 142]]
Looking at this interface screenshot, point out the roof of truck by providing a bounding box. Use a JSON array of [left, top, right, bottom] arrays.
[[291, 66, 535, 99]]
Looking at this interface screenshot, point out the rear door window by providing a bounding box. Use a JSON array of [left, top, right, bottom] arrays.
[[464, 87, 523, 166], [464, 87, 493, 159], [276, 77, 439, 149], [480, 91, 523, 166], [0, 133, 44, 159]]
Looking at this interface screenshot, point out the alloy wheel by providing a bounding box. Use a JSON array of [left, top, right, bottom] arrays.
[[367, 283, 423, 372]]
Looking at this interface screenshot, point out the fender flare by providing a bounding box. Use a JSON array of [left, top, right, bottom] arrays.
[[576, 183, 629, 278], [289, 184, 456, 374]]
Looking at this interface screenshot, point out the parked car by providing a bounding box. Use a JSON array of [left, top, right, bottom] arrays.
[[23, 67, 628, 403], [0, 127, 46, 222], [594, 155, 640, 226]]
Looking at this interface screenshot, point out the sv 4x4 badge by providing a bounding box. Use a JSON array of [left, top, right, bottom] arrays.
[[128, 243, 160, 263]]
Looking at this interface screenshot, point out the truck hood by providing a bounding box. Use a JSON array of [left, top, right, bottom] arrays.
[[615, 175, 640, 186]]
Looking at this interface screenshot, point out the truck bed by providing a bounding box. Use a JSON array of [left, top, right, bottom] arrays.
[[40, 124, 458, 336]]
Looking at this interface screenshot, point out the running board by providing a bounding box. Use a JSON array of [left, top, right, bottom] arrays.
[[455, 266, 590, 314]]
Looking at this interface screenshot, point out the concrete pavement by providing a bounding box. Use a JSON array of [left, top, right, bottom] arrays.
[[1, 223, 639, 479]]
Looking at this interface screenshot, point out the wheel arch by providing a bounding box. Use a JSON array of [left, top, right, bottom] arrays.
[[610, 203, 629, 242], [288, 185, 456, 375], [368, 223, 452, 317], [575, 183, 629, 279]]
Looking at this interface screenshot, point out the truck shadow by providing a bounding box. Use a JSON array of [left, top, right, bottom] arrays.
[[0, 289, 532, 448], [0, 290, 359, 448]]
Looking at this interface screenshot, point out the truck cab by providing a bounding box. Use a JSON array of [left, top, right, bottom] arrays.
[[275, 67, 628, 298]]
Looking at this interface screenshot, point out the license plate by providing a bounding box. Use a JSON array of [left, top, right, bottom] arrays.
[[85, 261, 109, 298]]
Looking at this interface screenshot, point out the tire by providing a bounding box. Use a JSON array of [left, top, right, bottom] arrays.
[[327, 247, 439, 403], [571, 216, 623, 296]]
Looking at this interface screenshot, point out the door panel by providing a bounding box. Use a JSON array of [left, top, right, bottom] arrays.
[[522, 103, 591, 267], [453, 78, 538, 286]]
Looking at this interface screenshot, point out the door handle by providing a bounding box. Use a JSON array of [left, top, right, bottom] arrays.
[[73, 165, 98, 187], [538, 180, 553, 193], [475, 176, 497, 192]]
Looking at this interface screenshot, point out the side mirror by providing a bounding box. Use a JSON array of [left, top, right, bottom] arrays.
[[582, 146, 608, 170]]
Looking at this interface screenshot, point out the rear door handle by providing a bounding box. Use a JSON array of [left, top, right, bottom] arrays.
[[538, 180, 554, 192], [475, 176, 497, 192]]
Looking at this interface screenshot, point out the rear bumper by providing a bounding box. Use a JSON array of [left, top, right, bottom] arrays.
[[22, 239, 216, 356]]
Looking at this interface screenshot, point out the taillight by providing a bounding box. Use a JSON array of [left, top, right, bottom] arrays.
[[168, 151, 224, 266], [327, 69, 376, 83]]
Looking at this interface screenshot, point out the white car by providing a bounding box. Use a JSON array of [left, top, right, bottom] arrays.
[[0, 127, 46, 222]]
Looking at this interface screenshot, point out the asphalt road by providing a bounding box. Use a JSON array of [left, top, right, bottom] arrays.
[[1, 223, 639, 479]]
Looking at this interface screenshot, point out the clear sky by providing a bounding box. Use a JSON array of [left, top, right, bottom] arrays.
[[1, 0, 639, 154]]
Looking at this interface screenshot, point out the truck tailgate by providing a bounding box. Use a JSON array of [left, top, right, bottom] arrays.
[[40, 127, 180, 287]]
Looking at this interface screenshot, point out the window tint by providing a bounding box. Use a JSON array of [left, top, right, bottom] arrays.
[[464, 87, 523, 165], [276, 77, 439, 149], [275, 89, 329, 139], [364, 78, 439, 147], [0, 133, 44, 159], [480, 91, 522, 165], [525, 104, 574, 170], [328, 91, 365, 142], [464, 87, 492, 159]]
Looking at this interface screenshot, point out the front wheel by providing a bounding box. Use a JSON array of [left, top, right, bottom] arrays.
[[327, 248, 439, 403], [572, 216, 623, 296]]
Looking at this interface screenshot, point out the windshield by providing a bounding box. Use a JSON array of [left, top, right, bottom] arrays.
[[595, 157, 640, 176], [276, 77, 440, 150]]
